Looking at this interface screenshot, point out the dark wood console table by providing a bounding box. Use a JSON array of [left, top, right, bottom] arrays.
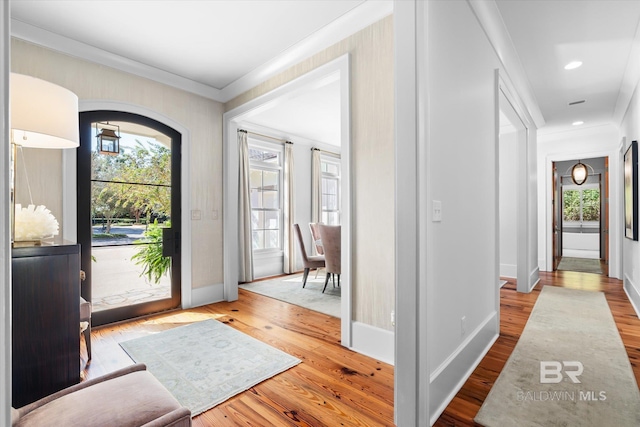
[[12, 241, 81, 407]]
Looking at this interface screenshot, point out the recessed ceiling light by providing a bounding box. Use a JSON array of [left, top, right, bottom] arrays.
[[564, 61, 583, 70], [572, 121, 584, 126]]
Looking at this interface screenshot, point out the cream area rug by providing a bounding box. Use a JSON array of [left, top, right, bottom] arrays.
[[475, 286, 640, 427], [120, 319, 300, 416], [239, 271, 341, 318]]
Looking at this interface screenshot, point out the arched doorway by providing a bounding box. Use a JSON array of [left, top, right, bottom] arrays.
[[78, 110, 182, 326]]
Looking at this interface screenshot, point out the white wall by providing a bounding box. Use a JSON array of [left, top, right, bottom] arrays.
[[1, 1, 11, 423], [620, 78, 640, 316], [537, 124, 621, 277], [394, 1, 540, 423], [423, 0, 540, 421], [499, 130, 518, 277]]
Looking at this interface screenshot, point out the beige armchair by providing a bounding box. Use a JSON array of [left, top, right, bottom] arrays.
[[12, 363, 191, 426], [318, 224, 341, 293]]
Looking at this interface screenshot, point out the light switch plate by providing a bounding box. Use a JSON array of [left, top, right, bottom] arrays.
[[191, 209, 202, 220], [432, 200, 442, 222]]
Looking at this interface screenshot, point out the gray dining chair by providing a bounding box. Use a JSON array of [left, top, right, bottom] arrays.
[[293, 224, 325, 288], [318, 224, 341, 293]]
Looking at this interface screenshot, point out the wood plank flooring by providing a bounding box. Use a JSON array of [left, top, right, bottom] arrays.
[[82, 270, 640, 426], [435, 271, 640, 426], [81, 288, 394, 426]]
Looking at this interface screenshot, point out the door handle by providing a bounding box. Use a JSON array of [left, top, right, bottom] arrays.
[[162, 228, 180, 257]]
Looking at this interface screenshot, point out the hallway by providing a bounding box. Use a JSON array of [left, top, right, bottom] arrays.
[[435, 271, 640, 426]]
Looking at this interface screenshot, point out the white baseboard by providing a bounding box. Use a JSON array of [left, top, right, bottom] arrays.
[[189, 283, 224, 308], [500, 263, 517, 279], [528, 267, 540, 292], [429, 311, 499, 425], [624, 274, 640, 319], [351, 321, 394, 365]]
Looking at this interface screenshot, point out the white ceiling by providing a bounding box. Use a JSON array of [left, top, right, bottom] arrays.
[[244, 78, 341, 146], [9, 1, 640, 140], [496, 0, 640, 134], [10, 0, 365, 90]]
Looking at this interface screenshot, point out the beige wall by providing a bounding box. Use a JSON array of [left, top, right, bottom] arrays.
[[226, 16, 395, 330], [11, 38, 225, 290]]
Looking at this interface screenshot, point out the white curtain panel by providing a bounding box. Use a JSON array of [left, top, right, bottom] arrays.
[[311, 148, 322, 224], [283, 142, 296, 274], [238, 130, 253, 282]]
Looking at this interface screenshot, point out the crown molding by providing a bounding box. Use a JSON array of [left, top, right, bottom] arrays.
[[10, 19, 224, 101], [10, 0, 393, 104], [468, 0, 545, 129], [613, 14, 640, 126]]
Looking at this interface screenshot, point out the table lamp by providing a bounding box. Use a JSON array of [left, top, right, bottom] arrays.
[[10, 73, 79, 244]]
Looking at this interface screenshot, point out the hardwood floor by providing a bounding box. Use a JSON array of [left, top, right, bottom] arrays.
[[81, 288, 394, 426], [82, 271, 640, 426], [435, 271, 640, 426]]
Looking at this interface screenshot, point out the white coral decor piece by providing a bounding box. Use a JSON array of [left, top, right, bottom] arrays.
[[14, 204, 60, 241]]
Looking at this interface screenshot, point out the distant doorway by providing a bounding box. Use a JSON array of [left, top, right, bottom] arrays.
[[552, 157, 609, 276]]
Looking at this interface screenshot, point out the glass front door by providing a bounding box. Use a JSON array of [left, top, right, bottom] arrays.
[[78, 111, 181, 326]]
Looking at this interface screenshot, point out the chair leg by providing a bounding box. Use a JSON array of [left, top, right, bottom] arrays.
[[302, 268, 310, 288], [322, 273, 331, 293], [337, 274, 340, 287], [83, 323, 92, 361], [332, 273, 336, 288]]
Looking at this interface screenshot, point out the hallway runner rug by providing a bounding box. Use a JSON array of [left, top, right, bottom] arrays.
[[475, 286, 640, 427], [120, 319, 301, 416]]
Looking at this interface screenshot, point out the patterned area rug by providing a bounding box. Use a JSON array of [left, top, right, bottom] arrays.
[[475, 286, 640, 426], [120, 319, 301, 416], [240, 271, 341, 318]]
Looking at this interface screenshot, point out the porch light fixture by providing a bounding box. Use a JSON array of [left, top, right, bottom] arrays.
[[96, 122, 121, 155], [571, 161, 588, 185]]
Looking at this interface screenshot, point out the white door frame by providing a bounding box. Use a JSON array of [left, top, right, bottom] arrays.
[[64, 100, 193, 308], [222, 54, 353, 347], [498, 78, 533, 293]]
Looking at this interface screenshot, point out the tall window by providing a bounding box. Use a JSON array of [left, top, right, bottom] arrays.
[[563, 185, 600, 224], [321, 156, 341, 225], [249, 142, 282, 250]]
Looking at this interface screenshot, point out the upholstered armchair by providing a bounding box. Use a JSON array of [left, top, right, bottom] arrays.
[[12, 363, 191, 426], [318, 224, 341, 293], [293, 224, 325, 287]]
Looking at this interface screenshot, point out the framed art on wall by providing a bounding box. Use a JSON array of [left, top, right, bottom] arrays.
[[624, 140, 638, 240]]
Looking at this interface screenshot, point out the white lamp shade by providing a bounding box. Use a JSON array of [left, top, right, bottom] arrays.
[[10, 73, 79, 149]]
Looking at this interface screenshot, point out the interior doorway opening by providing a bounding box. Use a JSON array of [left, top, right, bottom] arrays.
[[552, 157, 609, 276]]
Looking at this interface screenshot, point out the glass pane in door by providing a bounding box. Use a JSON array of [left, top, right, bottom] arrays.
[[90, 121, 172, 312]]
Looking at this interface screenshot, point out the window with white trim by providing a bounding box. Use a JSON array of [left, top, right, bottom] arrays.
[[321, 156, 341, 225], [562, 183, 600, 226], [249, 142, 283, 251]]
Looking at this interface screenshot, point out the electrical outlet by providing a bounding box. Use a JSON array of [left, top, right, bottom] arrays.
[[191, 210, 202, 220], [391, 310, 395, 326], [461, 316, 466, 336], [212, 210, 219, 220]]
